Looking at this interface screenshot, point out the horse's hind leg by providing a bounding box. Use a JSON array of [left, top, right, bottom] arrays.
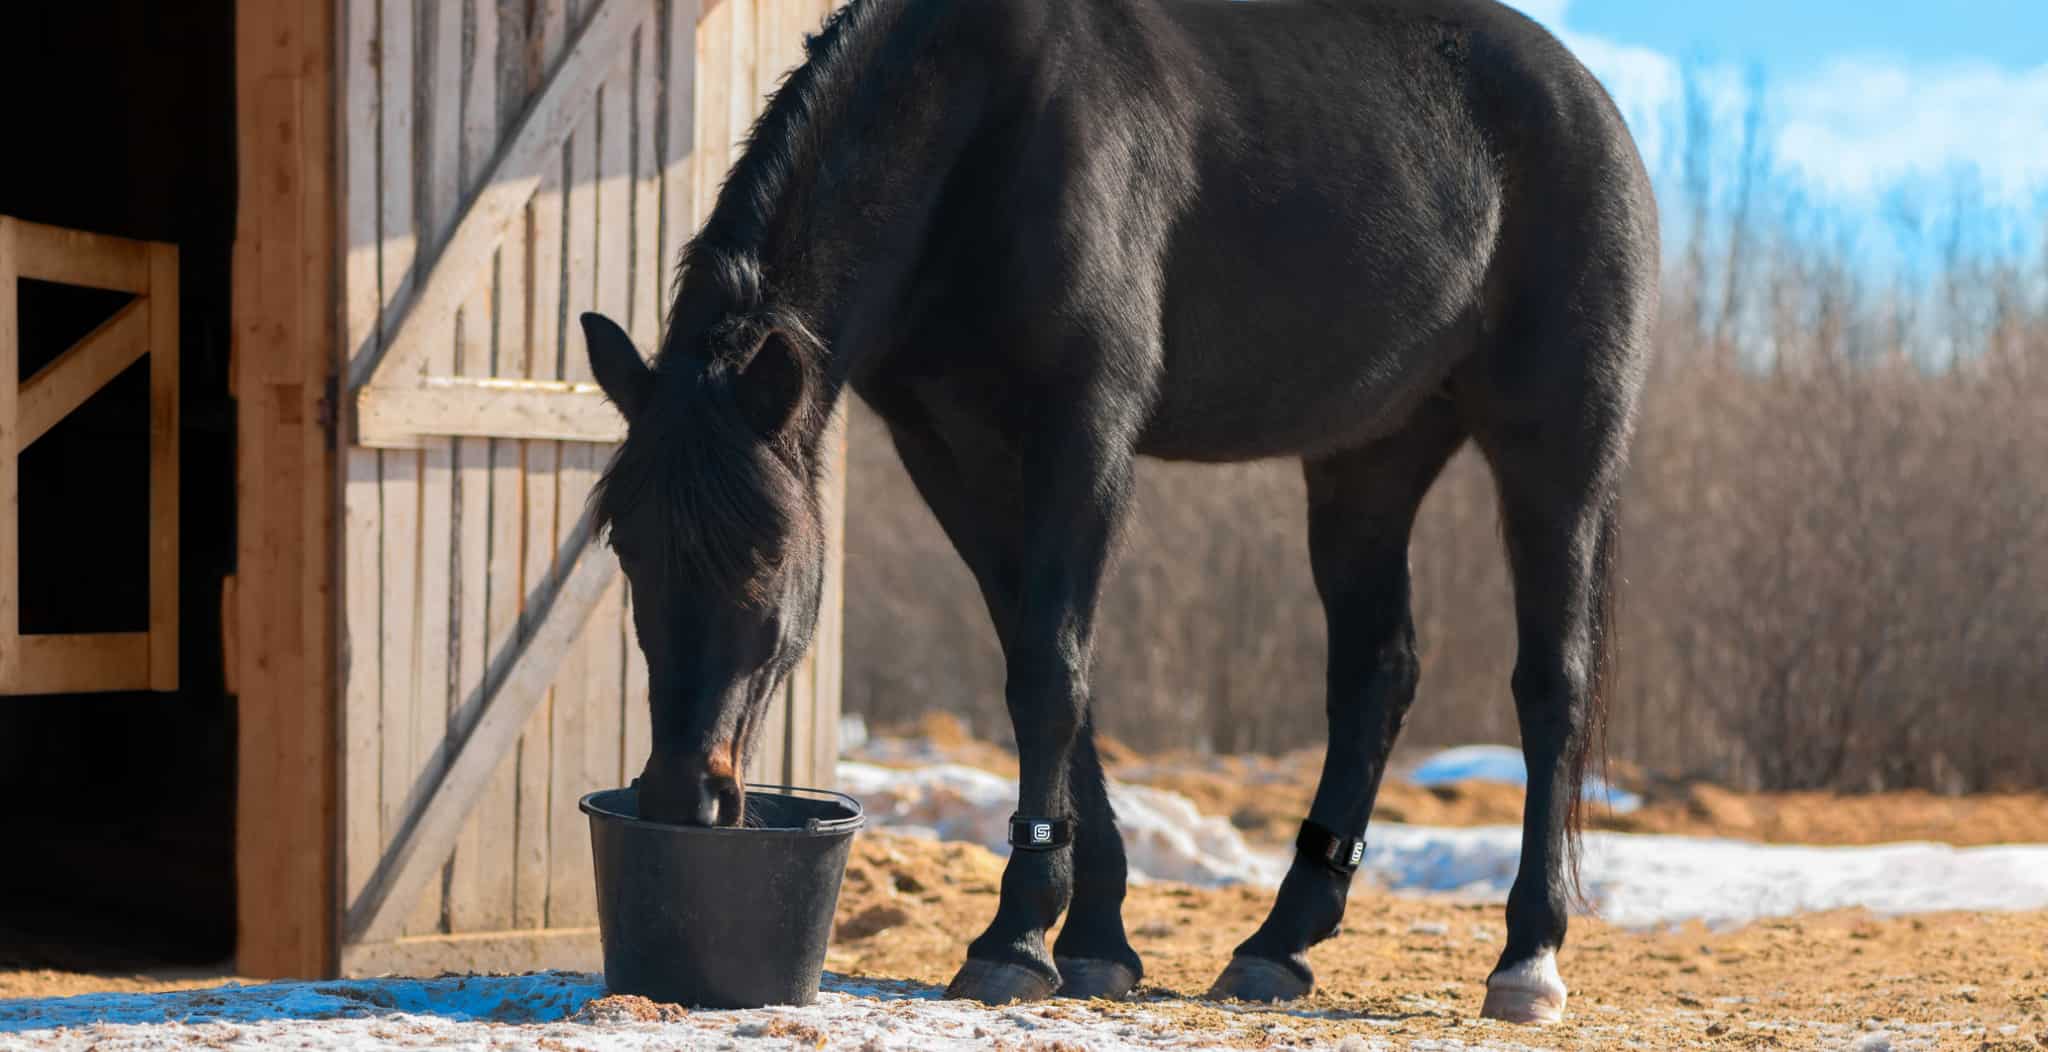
[[1470, 447, 1622, 1024], [1466, 315, 1643, 1025], [1209, 401, 1465, 1002]]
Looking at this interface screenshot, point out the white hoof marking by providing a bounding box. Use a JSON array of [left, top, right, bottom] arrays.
[[1481, 951, 1567, 1025]]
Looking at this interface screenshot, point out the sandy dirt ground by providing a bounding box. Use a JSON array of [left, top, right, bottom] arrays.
[[6, 723, 2047, 1050], [8, 830, 2045, 1050], [0, 969, 234, 1002], [823, 831, 2048, 1050]]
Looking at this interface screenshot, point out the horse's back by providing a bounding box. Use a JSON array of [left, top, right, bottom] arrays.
[[1015, 0, 1654, 460]]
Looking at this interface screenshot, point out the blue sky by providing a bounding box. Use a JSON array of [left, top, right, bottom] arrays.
[[1504, 1, 2048, 213]]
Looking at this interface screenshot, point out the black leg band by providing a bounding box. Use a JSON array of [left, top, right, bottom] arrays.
[[1009, 813, 1076, 851], [1297, 819, 1365, 874]]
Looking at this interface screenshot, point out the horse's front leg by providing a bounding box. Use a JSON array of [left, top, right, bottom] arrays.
[[942, 419, 1136, 1004], [1209, 409, 1465, 1002], [1049, 711, 1143, 998]]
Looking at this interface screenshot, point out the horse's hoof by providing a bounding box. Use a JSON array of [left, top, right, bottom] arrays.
[[1205, 955, 1312, 1002], [1053, 956, 1139, 1000], [944, 959, 1058, 1005], [1481, 952, 1568, 1025]]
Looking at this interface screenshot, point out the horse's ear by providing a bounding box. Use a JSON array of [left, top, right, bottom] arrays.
[[581, 312, 654, 422], [735, 329, 810, 438]]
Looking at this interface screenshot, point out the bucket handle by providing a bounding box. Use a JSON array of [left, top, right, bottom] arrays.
[[618, 778, 866, 833], [746, 783, 866, 834]]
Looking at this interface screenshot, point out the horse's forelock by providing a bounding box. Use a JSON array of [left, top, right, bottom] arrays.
[[595, 367, 817, 607]]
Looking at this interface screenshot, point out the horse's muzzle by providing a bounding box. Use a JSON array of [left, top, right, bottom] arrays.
[[639, 750, 745, 827]]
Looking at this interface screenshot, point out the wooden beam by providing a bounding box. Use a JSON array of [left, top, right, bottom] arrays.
[[341, 926, 601, 977], [345, 0, 645, 393], [357, 377, 626, 445], [13, 634, 152, 694], [234, 0, 337, 980], [7, 217, 152, 294], [14, 300, 149, 453], [344, 516, 620, 946]]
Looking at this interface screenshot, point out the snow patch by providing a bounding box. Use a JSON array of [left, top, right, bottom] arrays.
[[837, 761, 1288, 887], [840, 760, 2048, 929], [0, 972, 1521, 1051], [1369, 823, 2048, 929], [1407, 745, 1642, 814]]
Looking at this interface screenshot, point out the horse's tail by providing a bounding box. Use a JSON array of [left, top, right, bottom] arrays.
[[1564, 498, 1621, 912]]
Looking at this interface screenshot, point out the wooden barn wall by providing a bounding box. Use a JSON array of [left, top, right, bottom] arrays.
[[337, 0, 840, 964]]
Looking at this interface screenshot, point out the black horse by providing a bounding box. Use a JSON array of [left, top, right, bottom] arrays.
[[583, 0, 1656, 1025]]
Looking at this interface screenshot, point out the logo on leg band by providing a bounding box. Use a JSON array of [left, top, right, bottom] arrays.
[[1008, 813, 1075, 851], [1297, 819, 1365, 874]]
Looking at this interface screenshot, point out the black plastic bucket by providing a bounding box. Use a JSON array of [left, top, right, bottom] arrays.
[[581, 784, 864, 1008]]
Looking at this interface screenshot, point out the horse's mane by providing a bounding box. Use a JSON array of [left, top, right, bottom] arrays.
[[594, 0, 901, 601], [672, 0, 903, 317]]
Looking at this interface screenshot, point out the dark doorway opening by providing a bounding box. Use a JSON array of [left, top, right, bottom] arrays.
[[0, 0, 239, 972]]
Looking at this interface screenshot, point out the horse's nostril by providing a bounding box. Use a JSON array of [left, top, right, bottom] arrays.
[[710, 777, 745, 827]]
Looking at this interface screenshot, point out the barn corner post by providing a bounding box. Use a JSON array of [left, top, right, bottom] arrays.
[[233, 0, 341, 978]]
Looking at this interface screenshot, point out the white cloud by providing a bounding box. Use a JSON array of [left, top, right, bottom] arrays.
[[1774, 58, 2048, 204], [1501, 0, 2048, 207]]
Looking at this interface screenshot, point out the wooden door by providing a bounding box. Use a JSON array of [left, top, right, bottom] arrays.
[[335, 0, 842, 974], [0, 218, 178, 695]]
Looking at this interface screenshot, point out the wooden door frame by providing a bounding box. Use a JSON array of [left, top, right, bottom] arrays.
[[233, 0, 341, 979]]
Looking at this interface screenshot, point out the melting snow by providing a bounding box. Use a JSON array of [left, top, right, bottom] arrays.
[[840, 760, 2048, 929], [837, 761, 1289, 886], [0, 973, 1538, 1051], [1407, 745, 1643, 814]]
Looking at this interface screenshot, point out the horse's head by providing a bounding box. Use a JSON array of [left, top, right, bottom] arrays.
[[581, 309, 825, 827]]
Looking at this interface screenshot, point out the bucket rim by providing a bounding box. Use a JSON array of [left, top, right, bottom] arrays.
[[579, 784, 866, 838]]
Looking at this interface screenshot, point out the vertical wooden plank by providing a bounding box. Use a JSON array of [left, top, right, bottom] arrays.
[[423, 0, 466, 247], [380, 0, 421, 303], [0, 222, 18, 688], [448, 0, 517, 936], [147, 243, 180, 691], [516, 0, 569, 931], [404, 0, 464, 938], [589, 52, 634, 792], [235, 0, 338, 976], [620, 587, 649, 784], [728, 0, 757, 165], [781, 0, 835, 789], [342, 0, 387, 917], [811, 0, 842, 789], [809, 410, 846, 787], [621, 20, 662, 782], [762, 0, 806, 785], [374, 0, 425, 937], [547, 100, 603, 929], [630, 24, 661, 351], [658, 0, 698, 334], [759, 0, 796, 99], [693, 0, 731, 224], [377, 455, 420, 857]]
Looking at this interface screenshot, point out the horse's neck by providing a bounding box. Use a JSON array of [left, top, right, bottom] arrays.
[[766, 35, 987, 395]]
